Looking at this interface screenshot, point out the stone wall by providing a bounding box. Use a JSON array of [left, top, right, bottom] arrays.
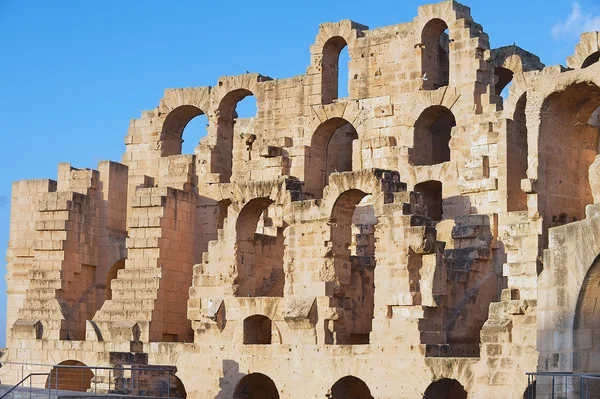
[[5, 0, 600, 398]]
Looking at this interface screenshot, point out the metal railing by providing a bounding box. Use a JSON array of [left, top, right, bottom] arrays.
[[2, 361, 180, 398], [526, 372, 600, 399], [0, 373, 50, 399]]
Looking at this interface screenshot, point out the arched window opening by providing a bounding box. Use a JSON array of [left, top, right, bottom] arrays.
[[322, 36, 349, 104], [539, 83, 600, 243], [329, 376, 373, 399], [507, 94, 529, 212], [423, 378, 468, 399], [105, 259, 125, 302], [243, 315, 273, 344], [161, 105, 208, 157], [330, 190, 376, 344], [494, 66, 514, 99], [233, 373, 280, 399], [306, 118, 358, 198], [34, 321, 43, 340], [421, 19, 450, 90], [410, 106, 456, 166], [45, 361, 94, 392], [235, 199, 285, 297], [583, 51, 600, 69], [415, 181, 443, 221], [180, 114, 209, 155], [215, 90, 257, 183]]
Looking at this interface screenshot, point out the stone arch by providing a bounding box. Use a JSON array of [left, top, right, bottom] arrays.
[[423, 378, 468, 399], [420, 18, 450, 90], [490, 50, 543, 107], [158, 87, 211, 157], [305, 117, 359, 198], [329, 375, 373, 399], [105, 258, 125, 301], [328, 188, 377, 344], [310, 20, 367, 104], [233, 373, 280, 399], [321, 36, 348, 104], [537, 81, 600, 241], [409, 105, 456, 166], [507, 93, 529, 212], [214, 88, 255, 183], [45, 360, 94, 392], [494, 66, 514, 96], [235, 197, 284, 297], [209, 73, 271, 183], [566, 32, 600, 70], [320, 169, 402, 219]]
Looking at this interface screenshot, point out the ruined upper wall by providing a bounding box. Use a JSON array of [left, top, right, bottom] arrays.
[[120, 0, 515, 203]]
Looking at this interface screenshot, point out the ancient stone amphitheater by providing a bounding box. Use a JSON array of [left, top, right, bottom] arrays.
[[4, 1, 600, 398]]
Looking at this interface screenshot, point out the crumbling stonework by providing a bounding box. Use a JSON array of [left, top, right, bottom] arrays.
[[4, 1, 600, 398]]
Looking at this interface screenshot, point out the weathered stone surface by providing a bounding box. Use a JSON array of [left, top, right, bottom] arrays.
[[4, 1, 600, 398]]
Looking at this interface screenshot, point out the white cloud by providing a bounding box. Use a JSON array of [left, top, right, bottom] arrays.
[[552, 2, 600, 40]]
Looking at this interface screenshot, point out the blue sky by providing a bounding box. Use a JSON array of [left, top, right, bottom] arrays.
[[0, 0, 598, 347]]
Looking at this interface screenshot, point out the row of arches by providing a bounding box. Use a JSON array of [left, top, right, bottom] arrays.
[[41, 361, 468, 398], [165, 104, 457, 197], [234, 373, 467, 399]]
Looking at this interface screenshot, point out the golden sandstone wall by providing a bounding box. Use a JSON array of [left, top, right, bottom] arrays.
[[4, 0, 600, 397]]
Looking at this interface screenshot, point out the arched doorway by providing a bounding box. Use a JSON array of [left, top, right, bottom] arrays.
[[45, 360, 94, 392], [538, 82, 600, 242], [160, 105, 208, 156], [329, 376, 373, 399], [421, 19, 450, 90], [306, 118, 358, 198], [329, 190, 376, 344], [233, 373, 279, 399], [410, 106, 456, 166], [423, 378, 467, 399], [235, 198, 284, 297]]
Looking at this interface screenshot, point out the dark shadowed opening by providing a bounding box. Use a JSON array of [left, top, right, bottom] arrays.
[[423, 378, 467, 399], [330, 376, 373, 399], [410, 106, 456, 166], [243, 315, 272, 344], [415, 180, 443, 221], [233, 373, 280, 399], [582, 52, 600, 69]]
